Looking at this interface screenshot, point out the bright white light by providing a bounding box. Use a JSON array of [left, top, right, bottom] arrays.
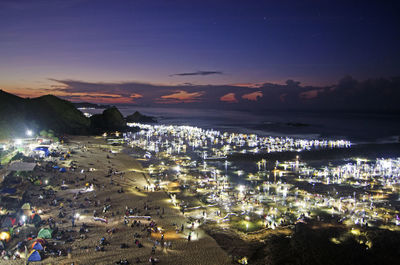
[[45, 180, 48, 185], [26, 130, 33, 136], [238, 185, 245, 193], [15, 139, 22, 145], [75, 213, 80, 219], [21, 215, 26, 222]]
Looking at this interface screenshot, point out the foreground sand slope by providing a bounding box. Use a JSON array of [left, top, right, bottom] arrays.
[[11, 136, 230, 265]]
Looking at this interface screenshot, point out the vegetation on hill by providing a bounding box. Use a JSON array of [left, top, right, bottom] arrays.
[[29, 95, 91, 134], [0, 90, 131, 139]]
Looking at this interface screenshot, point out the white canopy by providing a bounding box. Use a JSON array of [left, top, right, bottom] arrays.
[[8, 162, 36, 171]]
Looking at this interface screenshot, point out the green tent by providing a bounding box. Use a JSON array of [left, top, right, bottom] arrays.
[[21, 203, 31, 210], [37, 228, 53, 239]]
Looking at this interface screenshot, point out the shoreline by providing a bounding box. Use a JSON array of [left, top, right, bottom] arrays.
[[228, 143, 400, 163], [3, 134, 400, 265]]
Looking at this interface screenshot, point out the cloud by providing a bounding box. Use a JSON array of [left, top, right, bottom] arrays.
[[7, 76, 400, 111], [169, 71, 223, 77], [220, 93, 238, 103], [158, 90, 205, 103], [242, 91, 263, 101], [231, 83, 263, 88], [299, 88, 327, 100]]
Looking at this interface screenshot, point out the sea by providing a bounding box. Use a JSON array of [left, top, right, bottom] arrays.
[[84, 106, 400, 144]]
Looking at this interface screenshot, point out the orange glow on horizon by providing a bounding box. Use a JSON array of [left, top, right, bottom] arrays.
[[242, 91, 263, 101], [220, 92, 238, 103], [231, 83, 263, 88], [2, 88, 139, 104], [158, 90, 204, 103]]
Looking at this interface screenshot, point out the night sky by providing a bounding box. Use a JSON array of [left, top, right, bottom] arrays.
[[1, 0, 399, 107]]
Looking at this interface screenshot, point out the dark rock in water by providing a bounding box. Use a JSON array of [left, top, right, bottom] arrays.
[[103, 107, 126, 129], [126, 111, 156, 123], [90, 107, 127, 133]]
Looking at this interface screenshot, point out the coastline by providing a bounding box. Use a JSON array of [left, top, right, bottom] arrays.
[[3, 133, 400, 265]]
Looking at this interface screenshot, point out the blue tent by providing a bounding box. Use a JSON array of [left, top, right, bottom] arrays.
[[33, 147, 50, 156], [32, 242, 43, 251], [27, 250, 41, 262], [59, 168, 66, 173], [53, 165, 59, 169]]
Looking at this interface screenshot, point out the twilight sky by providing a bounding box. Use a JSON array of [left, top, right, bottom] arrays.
[[0, 0, 399, 108]]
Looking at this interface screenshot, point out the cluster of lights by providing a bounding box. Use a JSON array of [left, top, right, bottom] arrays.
[[126, 123, 350, 158], [123, 123, 399, 233]]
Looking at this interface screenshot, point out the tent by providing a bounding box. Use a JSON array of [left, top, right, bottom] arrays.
[[8, 162, 36, 171], [27, 250, 41, 262], [1, 216, 16, 228], [59, 167, 67, 173], [37, 228, 53, 239], [31, 214, 42, 225], [32, 241, 43, 251], [21, 203, 31, 210], [33, 238, 46, 246], [33, 147, 50, 156], [53, 165, 59, 169]]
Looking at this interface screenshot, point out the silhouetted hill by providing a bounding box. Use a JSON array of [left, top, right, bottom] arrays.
[[30, 95, 91, 134], [0, 90, 91, 138], [126, 111, 156, 123], [90, 107, 127, 133], [0, 90, 29, 139], [0, 90, 129, 139]]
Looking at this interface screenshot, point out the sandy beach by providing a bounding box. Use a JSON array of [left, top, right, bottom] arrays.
[[2, 136, 231, 265]]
